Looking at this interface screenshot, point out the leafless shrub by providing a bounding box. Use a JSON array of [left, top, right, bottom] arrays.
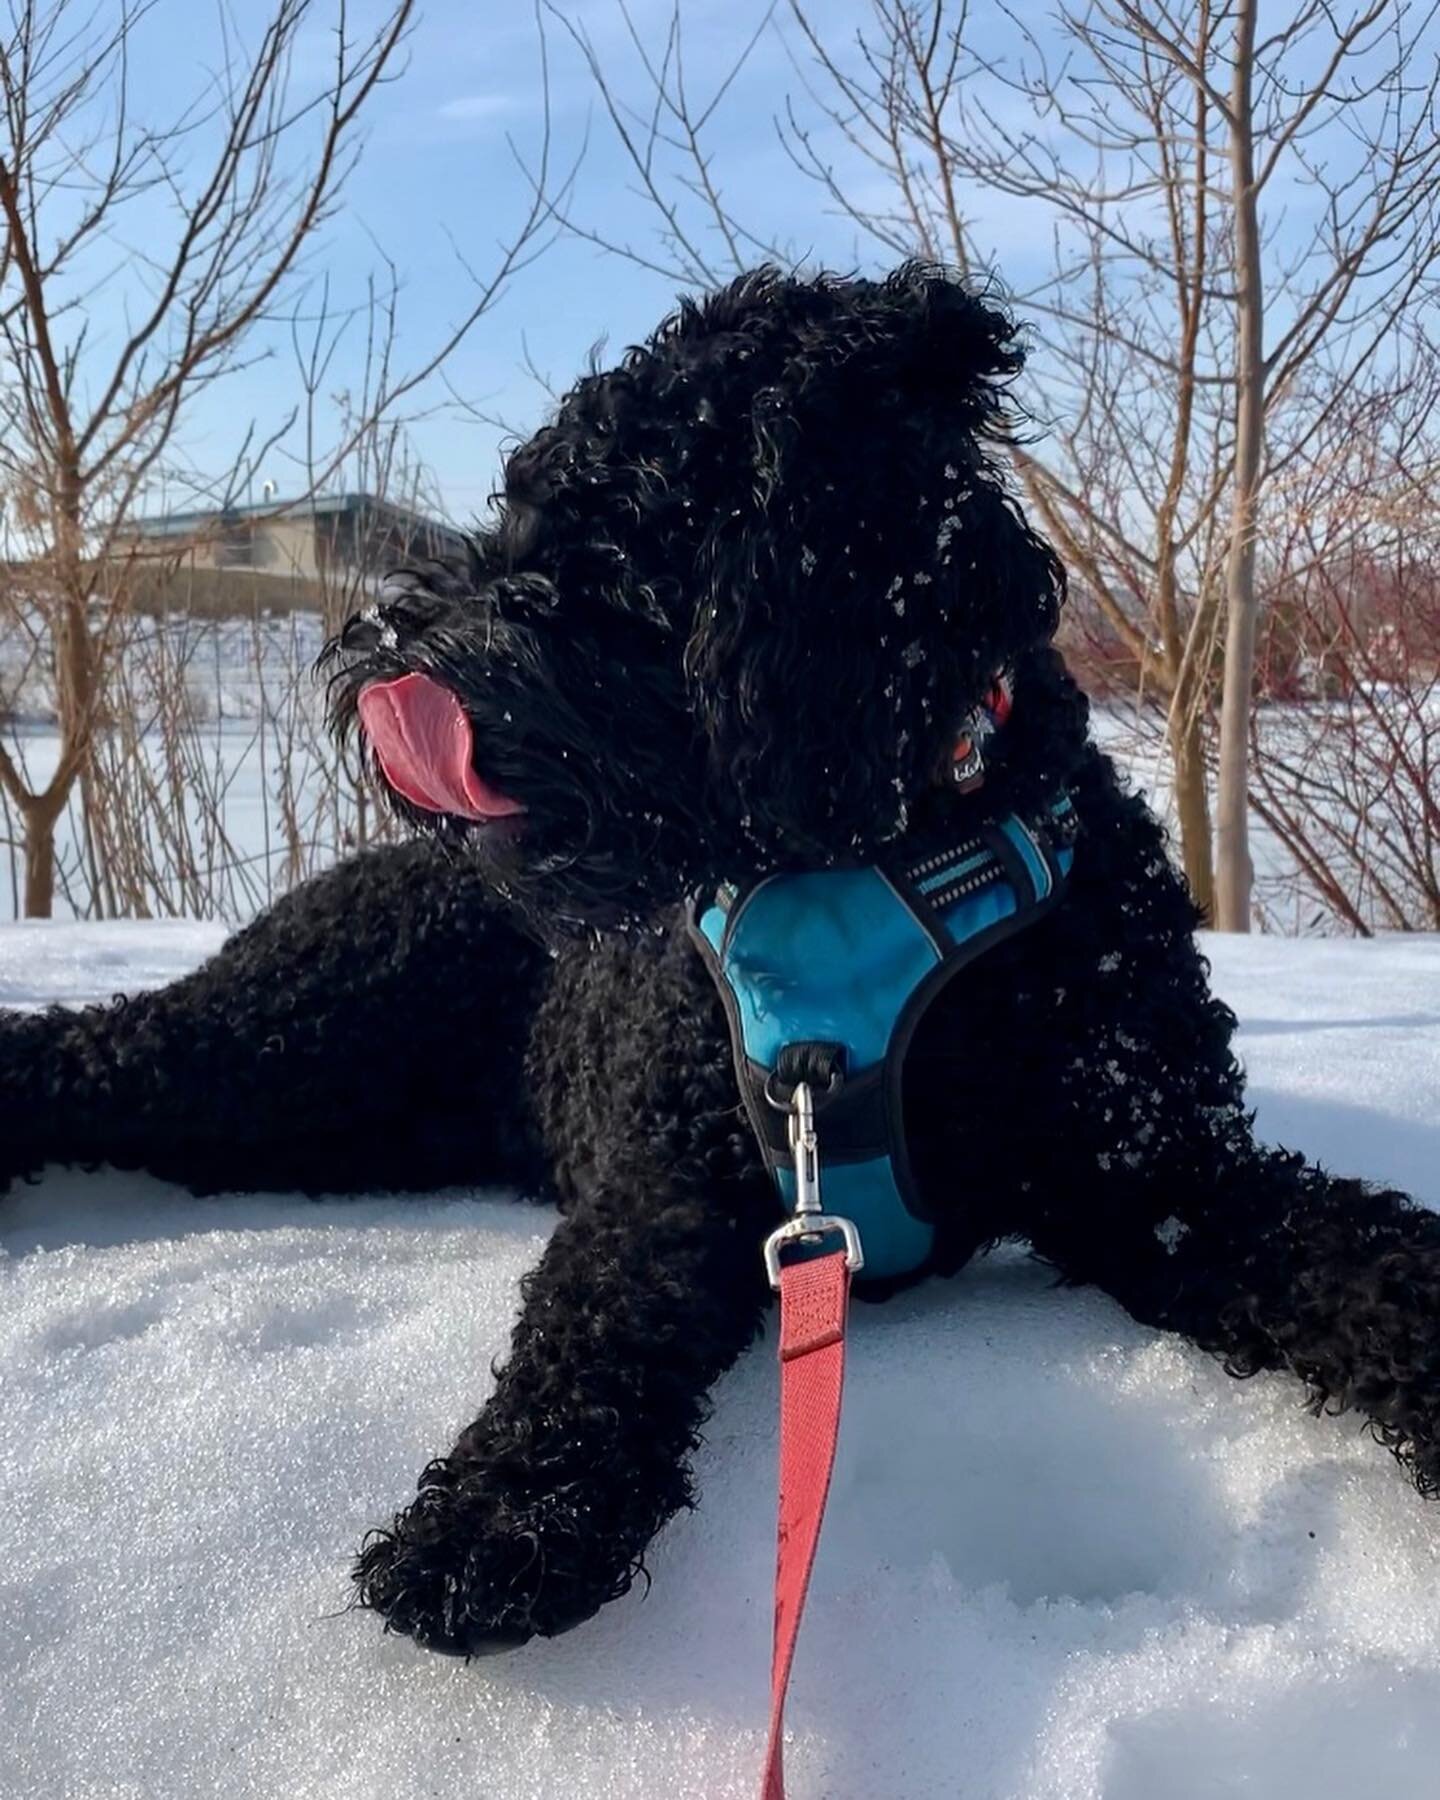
[[551, 0, 1440, 929], [0, 0, 553, 916], [1248, 354, 1440, 933]]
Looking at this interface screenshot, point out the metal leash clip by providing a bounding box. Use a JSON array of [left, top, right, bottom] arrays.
[[762, 1078, 865, 1289]]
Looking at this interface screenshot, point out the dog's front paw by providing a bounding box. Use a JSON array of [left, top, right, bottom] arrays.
[[353, 1461, 642, 1658]]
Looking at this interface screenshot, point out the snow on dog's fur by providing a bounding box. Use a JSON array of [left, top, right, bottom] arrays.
[[4, 264, 1439, 1659]]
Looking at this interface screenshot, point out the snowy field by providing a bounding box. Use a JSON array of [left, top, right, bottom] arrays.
[[5, 598, 1427, 932], [0, 607, 327, 727], [2, 924, 1439, 1799], [6, 695, 1401, 929], [0, 613, 335, 923]]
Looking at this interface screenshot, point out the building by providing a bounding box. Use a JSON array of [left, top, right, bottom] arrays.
[[124, 492, 468, 583]]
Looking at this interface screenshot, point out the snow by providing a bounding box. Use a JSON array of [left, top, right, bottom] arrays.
[[2, 924, 1439, 1799], [4, 615, 1420, 933], [0, 607, 328, 726], [1, 610, 338, 924]]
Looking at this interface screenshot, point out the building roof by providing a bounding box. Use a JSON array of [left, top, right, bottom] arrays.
[[128, 492, 464, 542]]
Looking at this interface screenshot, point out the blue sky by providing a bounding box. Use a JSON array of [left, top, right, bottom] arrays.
[[113, 0, 1058, 523], [96, 0, 1428, 527]]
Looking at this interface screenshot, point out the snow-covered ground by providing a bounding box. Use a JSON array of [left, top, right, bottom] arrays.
[[6, 712, 1406, 932], [2, 925, 1439, 1800], [4, 602, 1428, 932], [0, 612, 336, 923], [0, 606, 327, 726]]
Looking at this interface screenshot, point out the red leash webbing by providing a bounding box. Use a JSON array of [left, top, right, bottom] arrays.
[[761, 1247, 852, 1800]]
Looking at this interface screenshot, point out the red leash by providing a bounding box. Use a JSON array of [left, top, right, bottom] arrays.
[[760, 1080, 863, 1800], [761, 1246, 853, 1799]]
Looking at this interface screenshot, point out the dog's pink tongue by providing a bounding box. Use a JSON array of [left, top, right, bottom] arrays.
[[357, 674, 524, 821]]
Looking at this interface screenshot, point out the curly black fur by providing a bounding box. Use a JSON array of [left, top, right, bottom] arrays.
[[5, 263, 1439, 1662], [320, 265, 1065, 935]]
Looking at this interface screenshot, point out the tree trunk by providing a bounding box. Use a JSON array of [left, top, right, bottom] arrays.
[[1214, 0, 1264, 932], [29, 523, 98, 922], [23, 804, 57, 918], [1170, 706, 1215, 922]]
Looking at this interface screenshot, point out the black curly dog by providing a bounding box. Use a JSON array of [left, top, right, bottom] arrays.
[[5, 265, 1438, 1658]]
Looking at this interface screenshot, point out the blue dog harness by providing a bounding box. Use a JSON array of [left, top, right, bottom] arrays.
[[688, 796, 1076, 1280]]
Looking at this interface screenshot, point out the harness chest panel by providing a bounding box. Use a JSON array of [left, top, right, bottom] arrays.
[[688, 798, 1076, 1280]]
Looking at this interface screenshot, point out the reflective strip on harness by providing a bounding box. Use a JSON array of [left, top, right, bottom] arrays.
[[689, 796, 1076, 1280]]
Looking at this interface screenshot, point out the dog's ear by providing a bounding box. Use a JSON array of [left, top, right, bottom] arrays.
[[682, 263, 1064, 855]]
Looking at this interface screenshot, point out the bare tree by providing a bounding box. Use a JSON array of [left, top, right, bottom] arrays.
[[1247, 339, 1440, 933], [533, 0, 785, 284], [64, 297, 447, 924], [553, 0, 1440, 927], [0, 0, 551, 916], [1214, 0, 1266, 931]]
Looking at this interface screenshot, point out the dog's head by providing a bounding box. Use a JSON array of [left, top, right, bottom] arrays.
[[324, 263, 1073, 936]]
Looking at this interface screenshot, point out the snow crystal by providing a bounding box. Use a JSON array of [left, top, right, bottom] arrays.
[[2, 926, 1439, 1798], [1154, 1215, 1189, 1254]]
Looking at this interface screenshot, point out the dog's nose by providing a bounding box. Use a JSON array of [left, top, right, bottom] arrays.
[[340, 607, 383, 652]]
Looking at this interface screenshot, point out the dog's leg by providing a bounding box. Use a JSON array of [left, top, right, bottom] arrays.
[[1025, 1153, 1440, 1498], [0, 841, 547, 1198], [353, 1167, 775, 1654]]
